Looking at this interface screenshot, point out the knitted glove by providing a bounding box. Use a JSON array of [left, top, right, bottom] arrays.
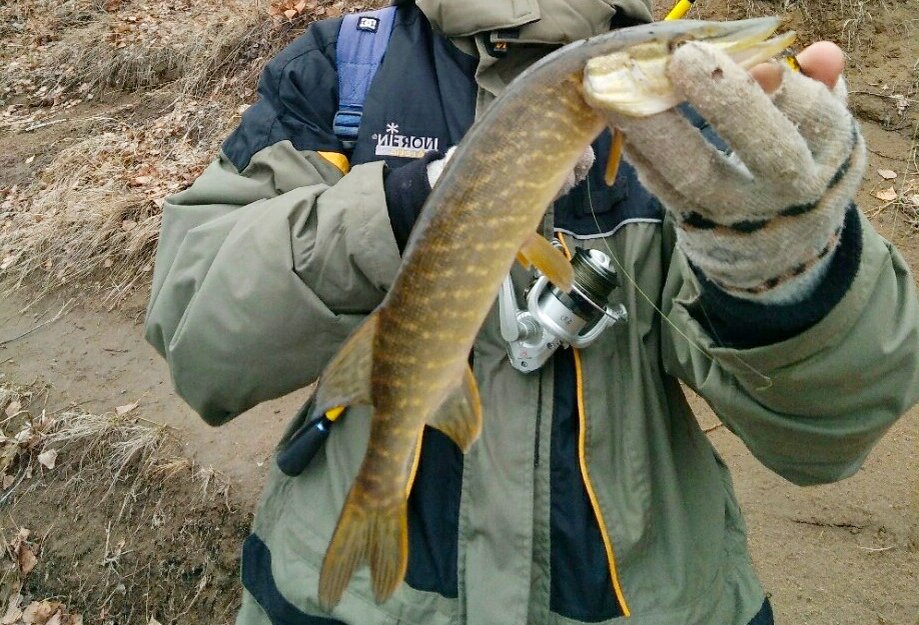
[[559, 145, 596, 199], [609, 42, 866, 303], [427, 145, 596, 200]]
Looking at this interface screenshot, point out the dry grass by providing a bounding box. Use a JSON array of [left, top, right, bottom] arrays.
[[0, 379, 244, 624], [895, 124, 919, 230], [1, 380, 171, 501], [0, 0, 103, 41], [0, 104, 219, 303], [0, 0, 267, 101], [792, 0, 880, 49], [0, 0, 371, 304], [0, 0, 326, 108], [44, 408, 170, 488], [48, 2, 272, 97], [1, 378, 231, 517], [695, 0, 896, 51]]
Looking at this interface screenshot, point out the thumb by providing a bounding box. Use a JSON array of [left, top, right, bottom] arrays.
[[749, 41, 845, 94]]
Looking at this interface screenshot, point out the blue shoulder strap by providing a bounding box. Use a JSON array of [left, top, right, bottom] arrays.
[[334, 6, 398, 150]]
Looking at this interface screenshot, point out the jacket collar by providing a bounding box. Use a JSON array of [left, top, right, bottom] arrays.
[[414, 0, 652, 43], [412, 0, 653, 99]]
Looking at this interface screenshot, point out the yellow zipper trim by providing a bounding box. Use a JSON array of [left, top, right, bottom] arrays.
[[558, 234, 631, 617], [572, 348, 631, 616]]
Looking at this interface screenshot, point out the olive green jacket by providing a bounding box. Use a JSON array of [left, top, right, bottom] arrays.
[[144, 2, 919, 623]]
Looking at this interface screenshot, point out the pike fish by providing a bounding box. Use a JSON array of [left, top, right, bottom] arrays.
[[312, 16, 795, 610]]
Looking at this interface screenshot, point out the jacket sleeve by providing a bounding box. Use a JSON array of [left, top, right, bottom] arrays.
[[144, 23, 402, 425], [661, 209, 919, 485]]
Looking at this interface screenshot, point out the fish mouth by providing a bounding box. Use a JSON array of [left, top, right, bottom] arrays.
[[583, 17, 797, 117]]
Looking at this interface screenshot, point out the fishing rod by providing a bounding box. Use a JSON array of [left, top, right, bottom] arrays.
[[665, 0, 695, 21]]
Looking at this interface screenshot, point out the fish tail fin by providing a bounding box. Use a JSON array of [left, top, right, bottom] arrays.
[[312, 310, 379, 418], [368, 500, 409, 602], [318, 488, 408, 610], [318, 490, 372, 610]]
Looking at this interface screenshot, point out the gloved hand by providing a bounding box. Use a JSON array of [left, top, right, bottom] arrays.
[[427, 145, 596, 200], [558, 145, 596, 199], [426, 146, 456, 188], [609, 41, 866, 303]]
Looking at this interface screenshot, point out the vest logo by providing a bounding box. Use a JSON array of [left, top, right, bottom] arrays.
[[373, 123, 440, 159], [357, 17, 379, 32]]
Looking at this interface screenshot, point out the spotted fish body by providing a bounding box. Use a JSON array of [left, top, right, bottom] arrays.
[[312, 17, 790, 611]]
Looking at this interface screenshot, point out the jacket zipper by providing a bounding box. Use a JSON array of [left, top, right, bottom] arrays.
[[558, 235, 631, 617], [534, 372, 543, 467], [572, 348, 631, 617]]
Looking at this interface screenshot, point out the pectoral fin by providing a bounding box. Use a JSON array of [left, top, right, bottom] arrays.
[[516, 232, 574, 292], [428, 365, 482, 452], [312, 310, 378, 418]]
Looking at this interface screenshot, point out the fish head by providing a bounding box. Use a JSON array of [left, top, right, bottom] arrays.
[[582, 17, 796, 117]]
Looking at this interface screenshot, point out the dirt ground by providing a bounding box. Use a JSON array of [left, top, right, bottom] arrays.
[[0, 0, 917, 623]]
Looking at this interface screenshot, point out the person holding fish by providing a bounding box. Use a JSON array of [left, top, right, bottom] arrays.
[[144, 1, 918, 624]]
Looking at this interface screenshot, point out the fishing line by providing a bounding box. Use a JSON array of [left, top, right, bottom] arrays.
[[583, 173, 773, 391]]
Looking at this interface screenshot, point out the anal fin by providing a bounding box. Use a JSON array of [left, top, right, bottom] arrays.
[[516, 232, 574, 292], [428, 365, 482, 453], [313, 310, 378, 417]]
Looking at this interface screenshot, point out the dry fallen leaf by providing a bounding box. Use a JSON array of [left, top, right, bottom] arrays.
[[2, 474, 15, 489], [1, 594, 23, 625], [874, 187, 897, 202], [45, 611, 63, 625], [877, 169, 897, 180], [4, 401, 21, 417], [17, 544, 37, 576], [22, 601, 57, 625], [38, 449, 58, 470], [67, 616, 83, 625], [148, 618, 163, 625], [116, 402, 138, 416]]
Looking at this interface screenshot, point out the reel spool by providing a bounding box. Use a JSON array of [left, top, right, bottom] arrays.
[[500, 247, 628, 372]]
